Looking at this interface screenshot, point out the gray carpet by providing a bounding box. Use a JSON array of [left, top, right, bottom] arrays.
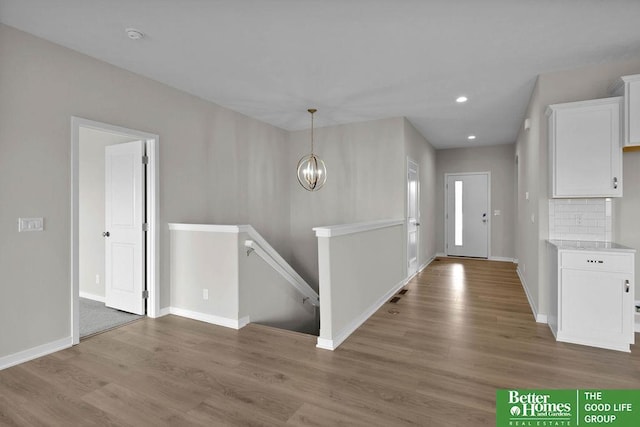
[[79, 297, 142, 338]]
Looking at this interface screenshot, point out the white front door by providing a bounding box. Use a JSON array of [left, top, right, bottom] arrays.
[[407, 159, 420, 276], [105, 140, 145, 315], [446, 173, 489, 258]]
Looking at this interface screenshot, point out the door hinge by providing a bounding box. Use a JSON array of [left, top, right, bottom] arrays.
[[143, 222, 149, 232], [142, 155, 149, 165], [142, 290, 149, 299]]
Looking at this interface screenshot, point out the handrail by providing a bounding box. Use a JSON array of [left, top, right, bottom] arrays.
[[313, 219, 404, 238], [244, 240, 320, 307]]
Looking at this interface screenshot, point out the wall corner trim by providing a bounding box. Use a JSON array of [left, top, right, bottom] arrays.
[[0, 336, 73, 371], [516, 267, 547, 324]]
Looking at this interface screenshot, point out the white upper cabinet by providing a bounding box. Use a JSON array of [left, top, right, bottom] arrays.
[[610, 74, 640, 147], [547, 97, 623, 198]]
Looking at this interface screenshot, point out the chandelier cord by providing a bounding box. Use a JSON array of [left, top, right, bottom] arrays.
[[308, 108, 316, 155]]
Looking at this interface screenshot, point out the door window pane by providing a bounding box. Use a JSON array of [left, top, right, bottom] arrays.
[[455, 180, 463, 246]]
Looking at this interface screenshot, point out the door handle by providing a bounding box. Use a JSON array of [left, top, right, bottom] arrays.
[[416, 222, 421, 226], [613, 177, 618, 189], [482, 213, 487, 223], [625, 280, 630, 293], [102, 231, 110, 237]]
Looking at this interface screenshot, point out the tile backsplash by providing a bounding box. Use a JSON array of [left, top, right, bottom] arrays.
[[548, 198, 612, 241]]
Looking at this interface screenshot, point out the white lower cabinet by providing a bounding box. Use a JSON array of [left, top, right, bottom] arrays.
[[548, 244, 635, 352]]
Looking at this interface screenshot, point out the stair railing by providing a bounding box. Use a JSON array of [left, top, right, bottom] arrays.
[[244, 239, 320, 307]]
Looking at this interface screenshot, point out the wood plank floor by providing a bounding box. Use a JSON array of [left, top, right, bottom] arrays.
[[2, 257, 640, 426]]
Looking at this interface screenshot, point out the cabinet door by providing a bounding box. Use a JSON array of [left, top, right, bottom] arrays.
[[560, 269, 632, 343], [549, 98, 622, 197]]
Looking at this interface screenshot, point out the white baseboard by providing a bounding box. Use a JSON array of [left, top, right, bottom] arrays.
[[157, 307, 171, 317], [436, 252, 446, 258], [316, 277, 408, 351], [536, 313, 548, 323], [238, 316, 250, 329], [317, 256, 437, 351], [489, 256, 516, 263], [79, 291, 105, 303], [316, 337, 335, 350], [516, 267, 547, 324], [0, 336, 73, 371], [168, 307, 248, 330], [417, 255, 435, 273], [405, 255, 435, 282]]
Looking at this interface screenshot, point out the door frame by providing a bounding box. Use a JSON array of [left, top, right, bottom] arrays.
[[444, 171, 491, 258], [406, 158, 420, 277], [71, 117, 160, 344]]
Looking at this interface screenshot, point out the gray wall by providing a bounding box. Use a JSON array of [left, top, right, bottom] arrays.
[[0, 24, 290, 358], [79, 128, 136, 299], [206, 109, 291, 260], [0, 24, 438, 361], [288, 117, 406, 289], [515, 79, 543, 315], [615, 151, 640, 277], [317, 224, 405, 347], [287, 117, 438, 290], [404, 118, 438, 266], [515, 58, 640, 317], [435, 144, 516, 259]]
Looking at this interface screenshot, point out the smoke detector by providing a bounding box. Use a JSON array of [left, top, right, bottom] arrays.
[[125, 28, 144, 40]]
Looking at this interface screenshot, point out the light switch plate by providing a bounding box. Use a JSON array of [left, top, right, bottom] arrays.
[[18, 217, 44, 232]]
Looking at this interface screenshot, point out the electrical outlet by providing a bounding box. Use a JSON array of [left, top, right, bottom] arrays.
[[575, 214, 583, 225], [203, 289, 209, 300], [95, 274, 100, 284], [18, 217, 44, 232]]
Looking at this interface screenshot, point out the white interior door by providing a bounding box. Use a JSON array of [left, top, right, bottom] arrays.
[[105, 140, 145, 315], [446, 173, 489, 258], [407, 159, 420, 276]]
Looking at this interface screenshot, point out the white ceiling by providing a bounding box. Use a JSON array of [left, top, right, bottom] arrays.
[[2, 0, 640, 149]]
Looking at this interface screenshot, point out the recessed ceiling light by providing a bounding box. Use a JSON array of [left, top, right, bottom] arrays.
[[467, 135, 476, 140], [456, 96, 468, 103], [126, 28, 144, 40]]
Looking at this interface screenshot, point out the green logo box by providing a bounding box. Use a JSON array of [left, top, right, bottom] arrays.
[[496, 389, 640, 426]]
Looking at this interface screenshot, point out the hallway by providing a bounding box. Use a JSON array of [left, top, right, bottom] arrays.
[[1, 258, 638, 426]]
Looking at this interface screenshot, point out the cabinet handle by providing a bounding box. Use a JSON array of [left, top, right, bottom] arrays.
[[613, 177, 618, 189], [625, 280, 630, 293]]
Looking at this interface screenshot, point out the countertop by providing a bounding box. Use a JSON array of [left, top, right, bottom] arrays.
[[547, 239, 636, 253]]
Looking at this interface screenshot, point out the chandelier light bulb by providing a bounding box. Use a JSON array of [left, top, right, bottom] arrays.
[[297, 109, 327, 191]]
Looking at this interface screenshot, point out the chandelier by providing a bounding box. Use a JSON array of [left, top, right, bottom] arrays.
[[297, 108, 327, 191]]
